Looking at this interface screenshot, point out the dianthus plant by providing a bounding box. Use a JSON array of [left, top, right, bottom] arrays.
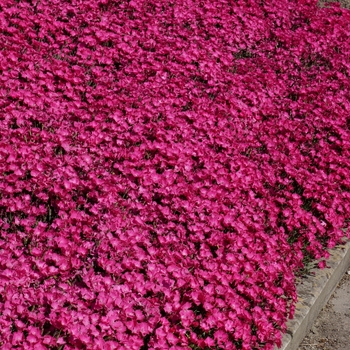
[[0, 0, 350, 349]]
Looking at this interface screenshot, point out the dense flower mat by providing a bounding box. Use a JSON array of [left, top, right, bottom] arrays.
[[1, 0, 350, 349]]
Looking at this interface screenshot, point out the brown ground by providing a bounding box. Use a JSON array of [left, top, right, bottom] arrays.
[[298, 271, 350, 350], [318, 0, 350, 9]]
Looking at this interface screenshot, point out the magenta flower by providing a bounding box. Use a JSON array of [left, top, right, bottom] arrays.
[[1, 0, 350, 348]]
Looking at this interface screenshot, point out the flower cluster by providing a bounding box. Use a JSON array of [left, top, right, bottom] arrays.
[[1, 0, 350, 349]]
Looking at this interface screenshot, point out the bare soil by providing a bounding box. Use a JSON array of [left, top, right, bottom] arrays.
[[318, 0, 350, 9], [298, 271, 350, 350]]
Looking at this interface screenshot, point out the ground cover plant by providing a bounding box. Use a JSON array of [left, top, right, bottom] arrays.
[[0, 0, 350, 349]]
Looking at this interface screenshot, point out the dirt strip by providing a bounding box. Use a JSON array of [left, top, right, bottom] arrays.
[[298, 271, 350, 350], [318, 0, 350, 9]]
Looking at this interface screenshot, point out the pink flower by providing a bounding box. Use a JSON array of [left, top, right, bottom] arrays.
[[1, 0, 349, 348]]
